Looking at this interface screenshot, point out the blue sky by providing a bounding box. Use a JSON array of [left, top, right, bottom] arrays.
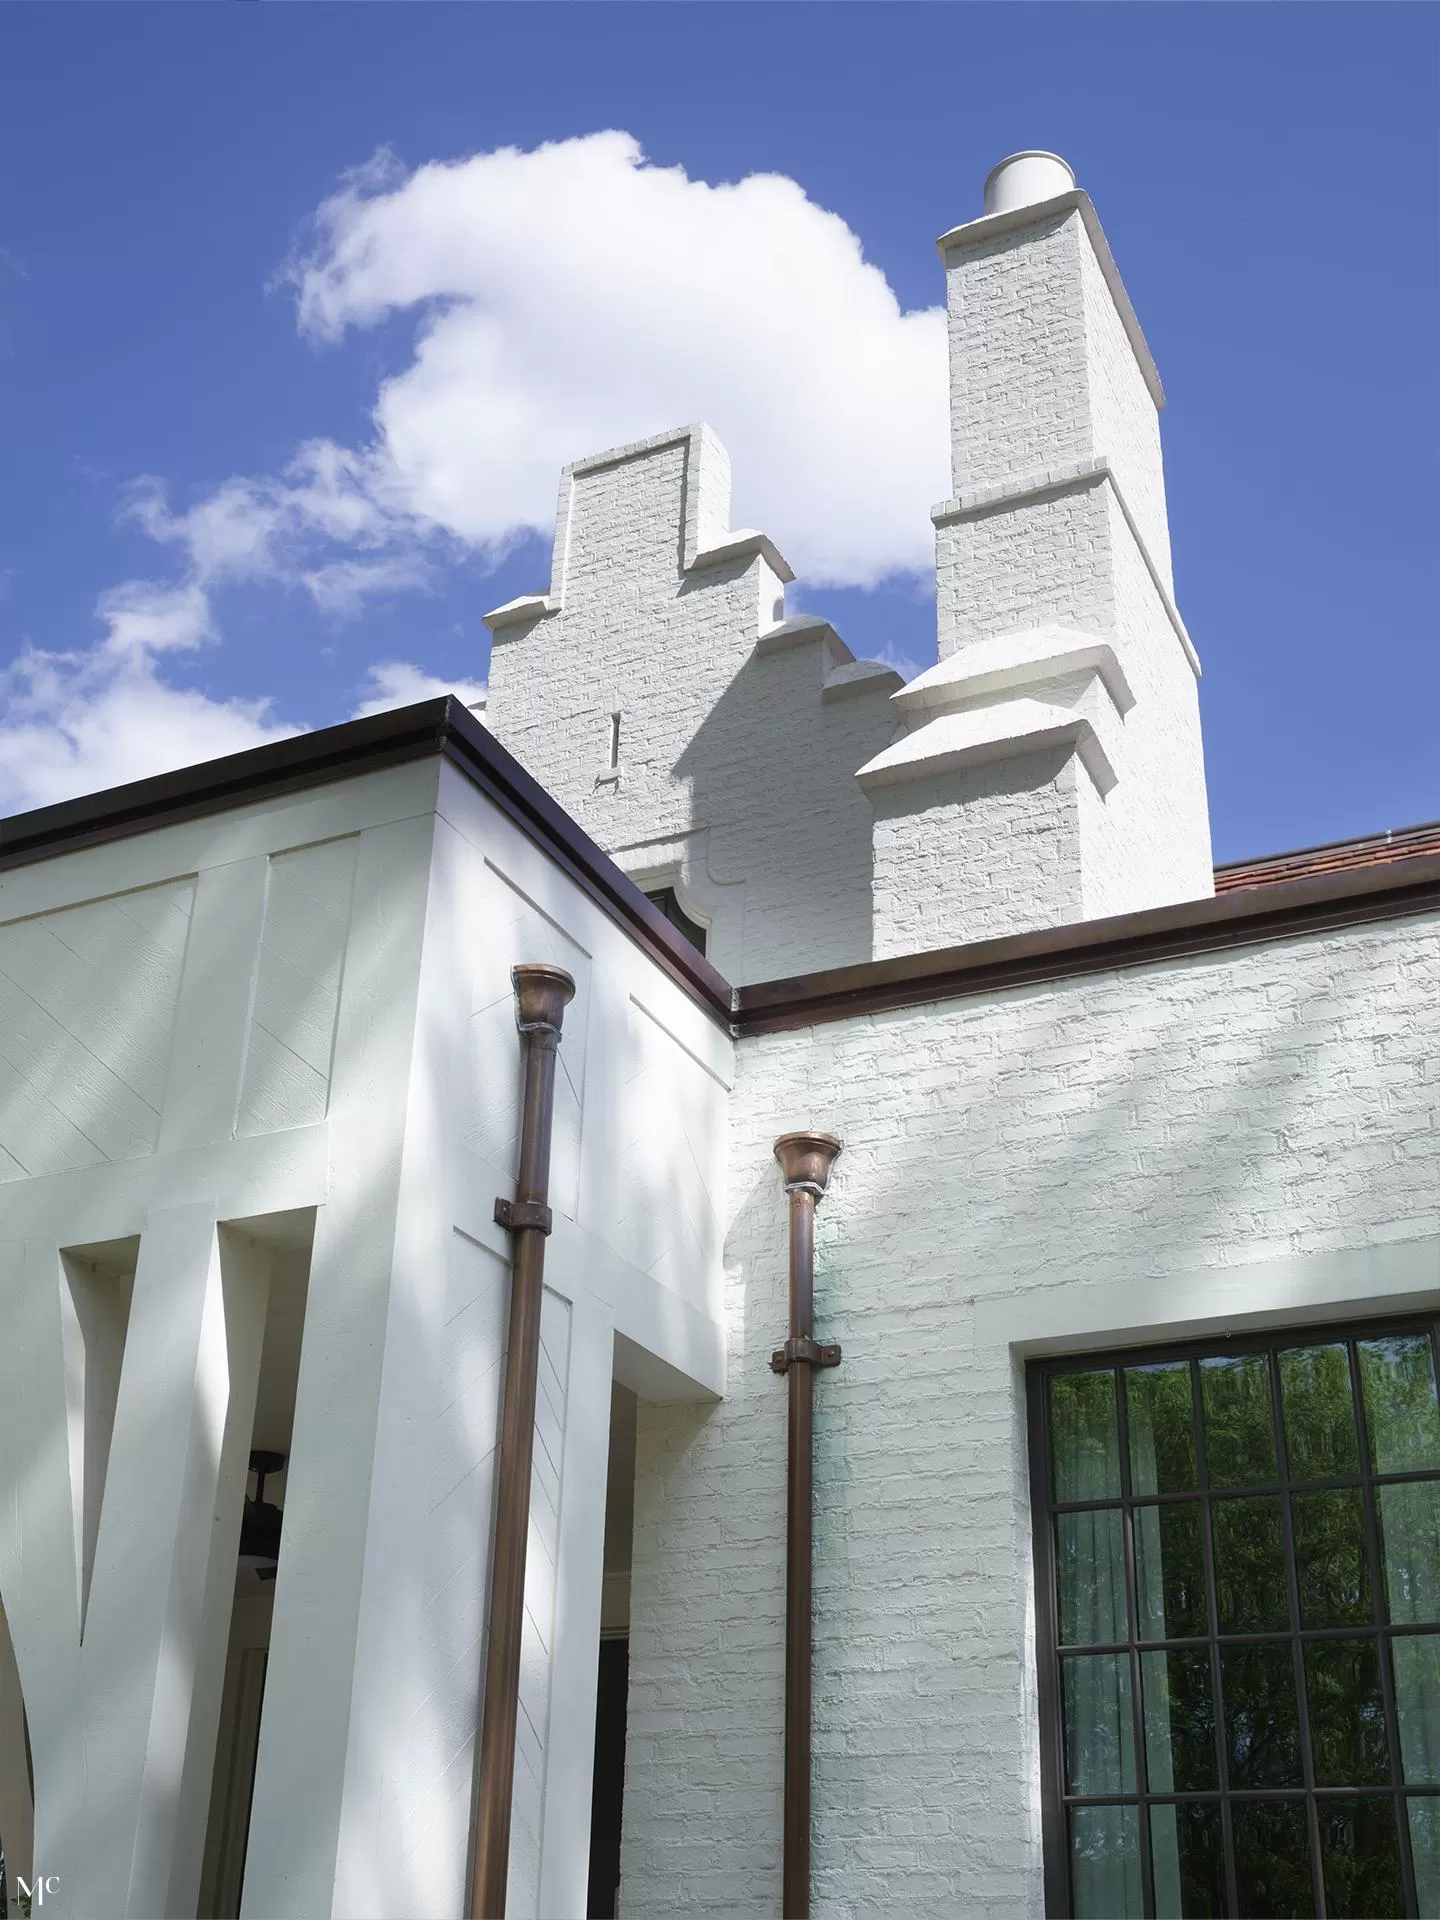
[[0, 2, 1435, 860]]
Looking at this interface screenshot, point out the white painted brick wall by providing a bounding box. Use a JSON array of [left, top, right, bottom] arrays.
[[1077, 224, 1172, 596], [870, 745, 1083, 955], [945, 211, 1093, 498], [621, 911, 1440, 1916], [943, 204, 1169, 594], [484, 429, 900, 982], [1083, 484, 1211, 913], [861, 197, 1211, 958], [488, 191, 1210, 979], [890, 470, 1211, 951], [935, 480, 1115, 660]]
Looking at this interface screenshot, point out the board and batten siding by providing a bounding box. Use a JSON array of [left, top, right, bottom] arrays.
[[0, 878, 194, 1179], [235, 836, 359, 1137], [0, 748, 730, 1920]]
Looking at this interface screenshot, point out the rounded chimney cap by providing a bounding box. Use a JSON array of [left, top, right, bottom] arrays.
[[983, 151, 1076, 217]]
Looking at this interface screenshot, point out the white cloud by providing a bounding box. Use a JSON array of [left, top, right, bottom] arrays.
[[304, 553, 435, 618], [0, 593, 487, 815], [3, 132, 948, 814], [126, 439, 424, 608], [350, 660, 487, 719], [94, 579, 214, 659], [0, 581, 293, 814], [286, 131, 950, 588]]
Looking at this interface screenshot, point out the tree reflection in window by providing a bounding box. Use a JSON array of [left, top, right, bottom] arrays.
[[1032, 1321, 1440, 1917]]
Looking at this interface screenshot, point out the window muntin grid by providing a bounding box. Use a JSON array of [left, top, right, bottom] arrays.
[[1029, 1321, 1440, 1918]]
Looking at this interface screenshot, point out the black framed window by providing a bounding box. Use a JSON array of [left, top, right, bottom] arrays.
[[643, 886, 707, 957], [1029, 1319, 1440, 1917]]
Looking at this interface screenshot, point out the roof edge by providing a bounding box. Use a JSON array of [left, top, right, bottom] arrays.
[[734, 854, 1440, 1036], [1, 707, 1435, 1042], [1215, 819, 1440, 883], [0, 698, 735, 1032]]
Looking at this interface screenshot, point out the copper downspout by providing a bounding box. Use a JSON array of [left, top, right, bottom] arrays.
[[470, 963, 576, 1920], [770, 1131, 843, 1920]]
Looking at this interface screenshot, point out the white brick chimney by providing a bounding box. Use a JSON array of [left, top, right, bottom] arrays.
[[861, 153, 1214, 957], [482, 426, 902, 983]]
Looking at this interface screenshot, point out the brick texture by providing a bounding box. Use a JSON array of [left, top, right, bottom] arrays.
[[484, 428, 901, 983], [621, 912, 1440, 1916], [879, 199, 1212, 954]]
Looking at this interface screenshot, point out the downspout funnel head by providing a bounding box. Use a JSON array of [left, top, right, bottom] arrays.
[[774, 1131, 843, 1196], [512, 962, 576, 1034]]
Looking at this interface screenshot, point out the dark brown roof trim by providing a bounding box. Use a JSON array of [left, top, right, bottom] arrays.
[[733, 854, 1440, 1036], [2, 699, 1436, 1042], [0, 698, 735, 1030]]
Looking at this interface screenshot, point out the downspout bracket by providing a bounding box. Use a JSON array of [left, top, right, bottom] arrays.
[[494, 1196, 554, 1235], [770, 1336, 842, 1374]]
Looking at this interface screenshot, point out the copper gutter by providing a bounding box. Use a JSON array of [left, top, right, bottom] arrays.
[[0, 697, 732, 1031], [770, 1131, 843, 1919], [470, 963, 576, 1919], [7, 696, 1437, 1042], [734, 852, 1440, 1036]]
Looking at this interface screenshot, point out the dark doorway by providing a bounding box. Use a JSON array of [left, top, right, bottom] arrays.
[[586, 1638, 630, 1918], [588, 1382, 637, 1916]]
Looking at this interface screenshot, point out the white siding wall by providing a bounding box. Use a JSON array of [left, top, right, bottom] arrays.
[[280, 757, 730, 1920], [0, 878, 194, 1179], [235, 835, 358, 1136], [0, 755, 730, 1920], [510, 1289, 574, 1918]]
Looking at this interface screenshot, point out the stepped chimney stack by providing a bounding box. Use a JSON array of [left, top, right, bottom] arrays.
[[860, 153, 1214, 957]]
